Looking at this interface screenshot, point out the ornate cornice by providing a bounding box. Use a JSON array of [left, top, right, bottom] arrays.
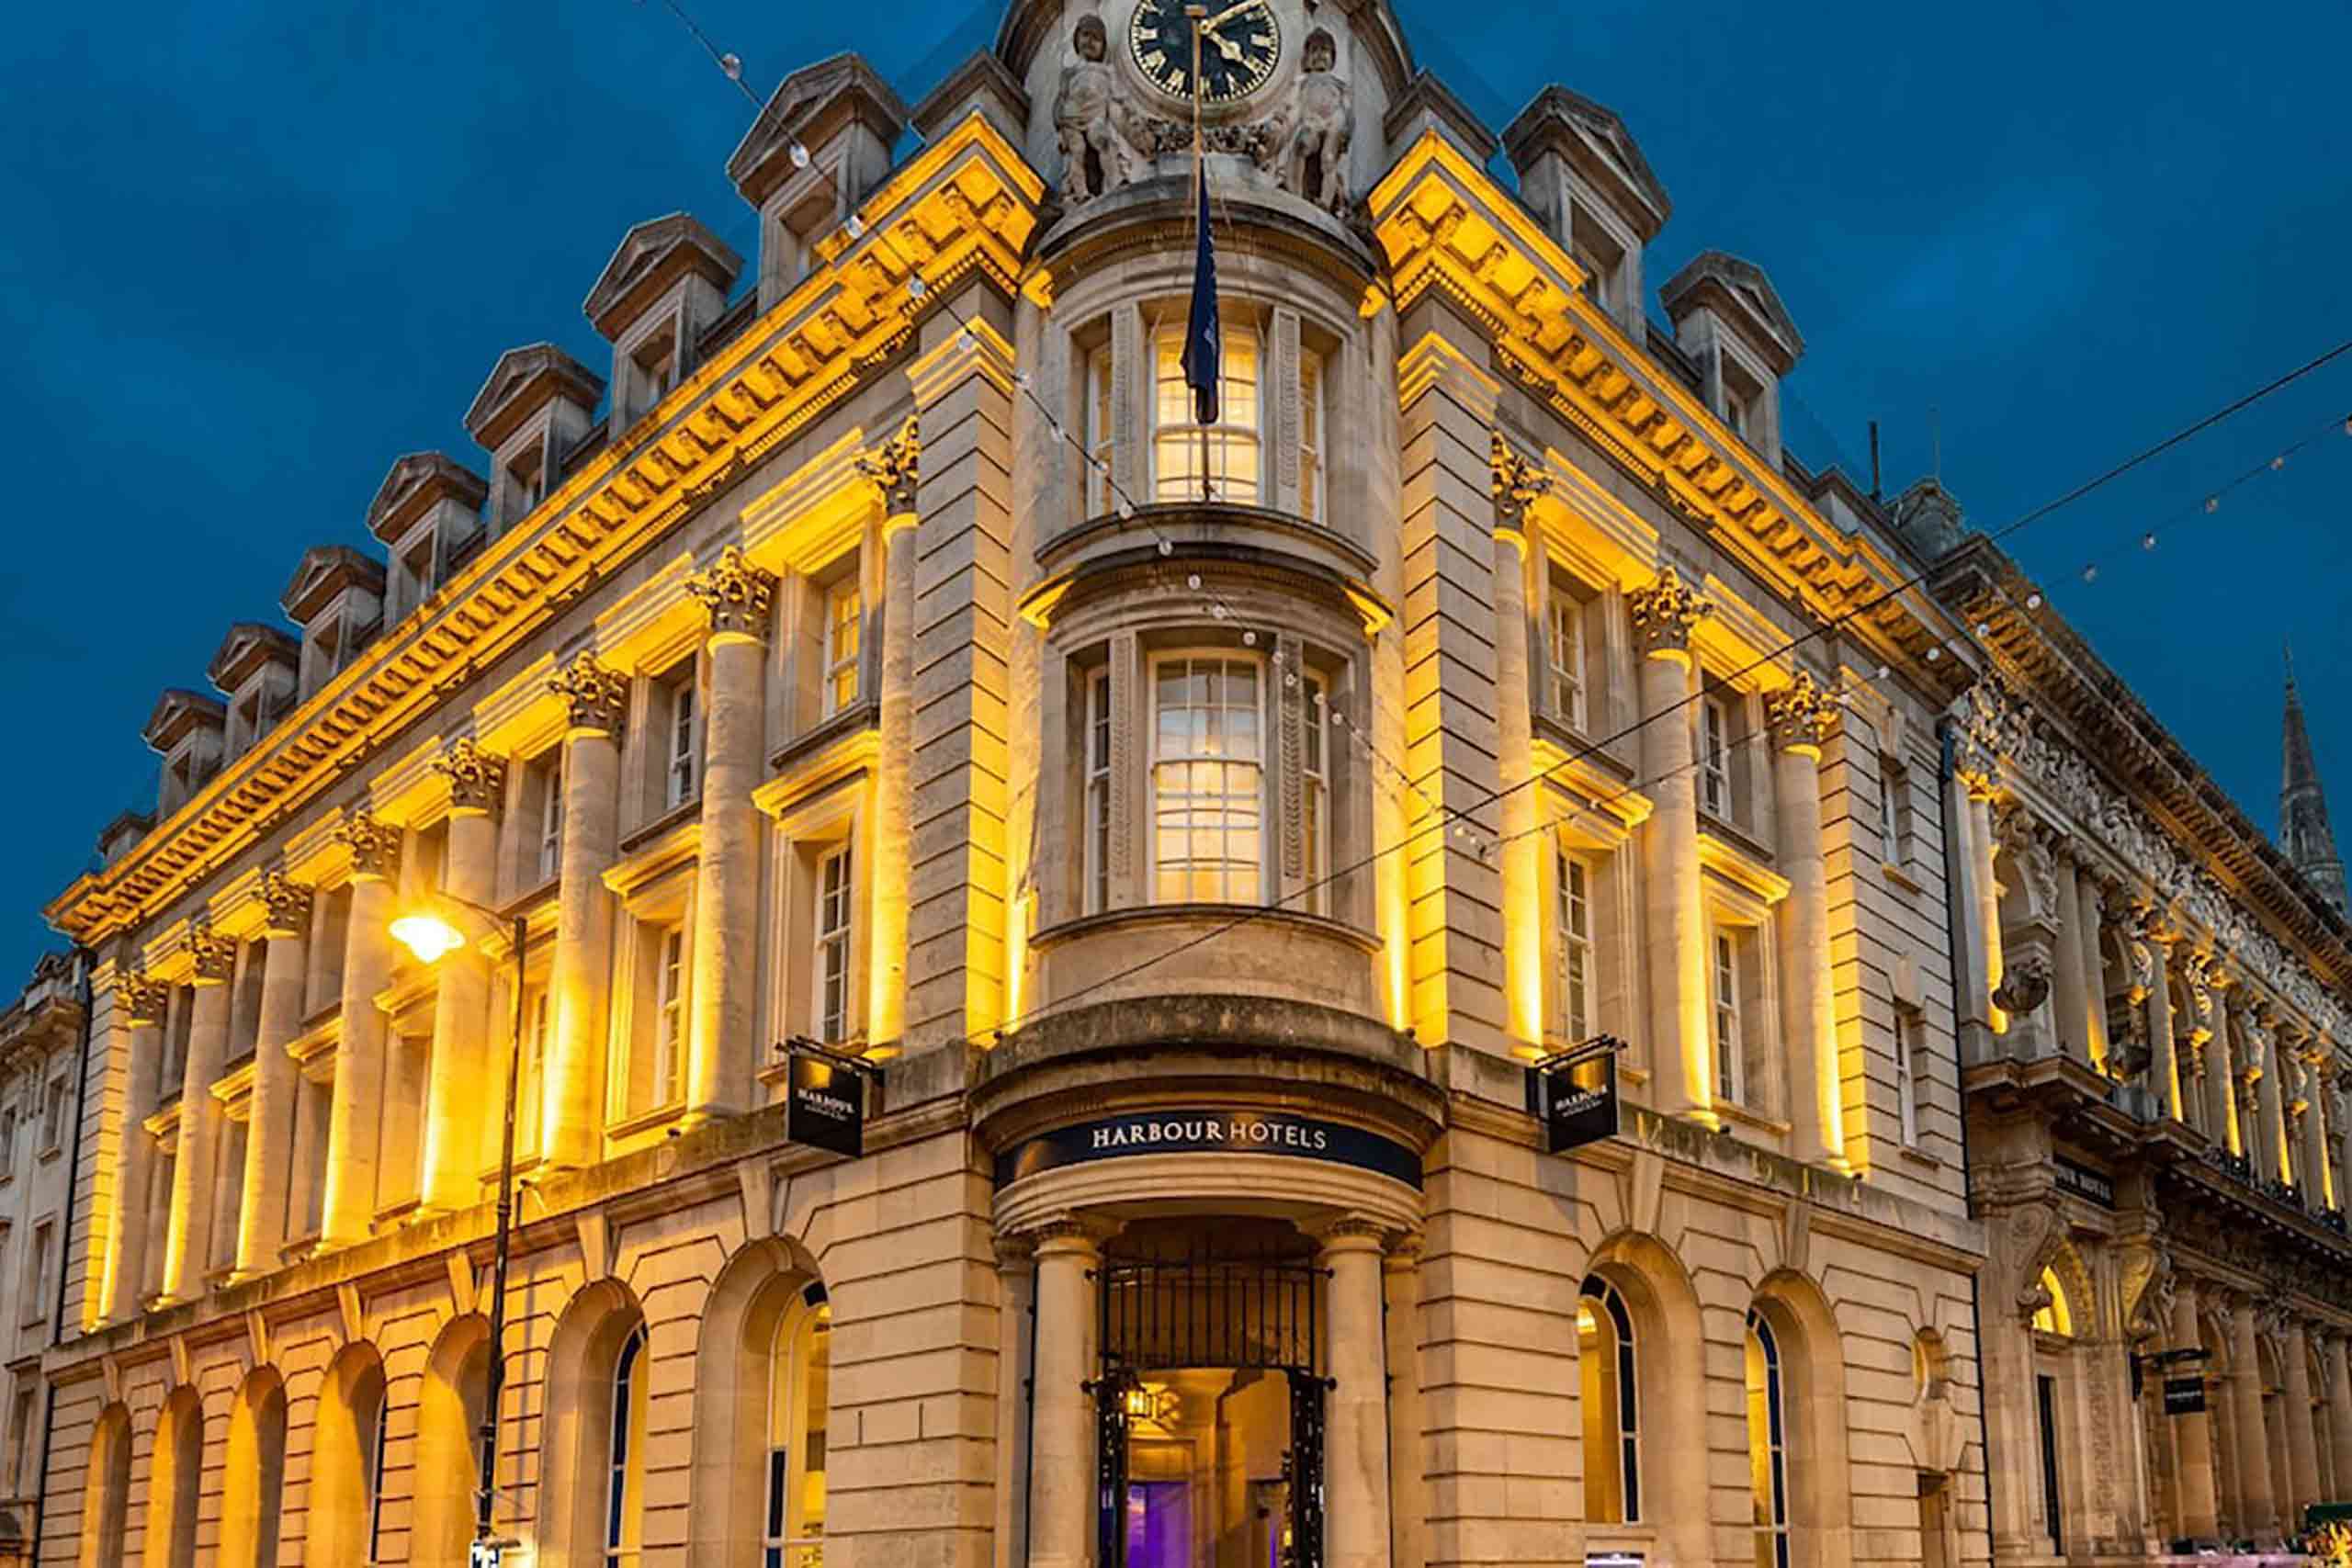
[[45, 116, 1042, 946], [684, 546, 779, 643], [548, 652, 628, 738], [432, 738, 507, 816]]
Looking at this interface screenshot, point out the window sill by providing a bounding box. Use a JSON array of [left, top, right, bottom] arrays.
[[1896, 1144, 1942, 1170], [1697, 807, 1773, 865], [605, 1101, 690, 1143], [622, 795, 703, 856], [1880, 858, 1926, 896], [37, 1144, 62, 1165], [1713, 1098, 1791, 1138], [772, 699, 878, 776]]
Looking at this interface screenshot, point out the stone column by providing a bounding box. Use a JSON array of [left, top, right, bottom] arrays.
[[321, 813, 400, 1250], [160, 922, 236, 1302], [1319, 1220, 1394, 1568], [418, 740, 503, 1214], [2284, 1318, 2324, 1521], [232, 872, 311, 1279], [103, 972, 168, 1322], [1963, 775, 2006, 1039], [2328, 1336, 2352, 1505], [2075, 869, 2111, 1067], [2336, 1077, 2352, 1213], [991, 1235, 1035, 1568], [2172, 1284, 2221, 1544], [684, 545, 776, 1122], [2052, 848, 2091, 1063], [2295, 1048, 2331, 1209], [1630, 567, 1713, 1120], [1768, 673, 1843, 1167], [2141, 919, 2184, 1121], [2209, 982, 2244, 1156], [858, 420, 920, 1048], [1383, 1237, 1430, 1568], [542, 653, 626, 1169], [1027, 1220, 1103, 1568], [2255, 1019, 2290, 1186], [2229, 1296, 2279, 1544], [1490, 439, 1548, 1051]]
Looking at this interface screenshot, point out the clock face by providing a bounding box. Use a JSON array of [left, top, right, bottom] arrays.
[[1129, 0, 1283, 106]]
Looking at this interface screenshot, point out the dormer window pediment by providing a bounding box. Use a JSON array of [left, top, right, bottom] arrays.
[[367, 453, 489, 547], [583, 214, 741, 344], [463, 344, 605, 455], [280, 545, 386, 629], [143, 689, 225, 756], [726, 52, 907, 211], [206, 622, 298, 697], [1659, 251, 1804, 378]]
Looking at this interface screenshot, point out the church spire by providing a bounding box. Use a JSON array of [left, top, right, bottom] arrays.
[[2280, 643, 2348, 916]]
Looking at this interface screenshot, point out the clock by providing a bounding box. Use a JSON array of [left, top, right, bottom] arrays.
[[1129, 0, 1283, 106]]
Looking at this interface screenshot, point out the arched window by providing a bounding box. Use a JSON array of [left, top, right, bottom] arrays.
[[763, 1284, 833, 1568], [148, 1386, 203, 1568], [82, 1404, 131, 1568], [1578, 1274, 1640, 1523], [310, 1346, 387, 1568], [1746, 1310, 1790, 1568], [220, 1370, 288, 1568], [605, 1325, 649, 1565], [2030, 1267, 2072, 1337]]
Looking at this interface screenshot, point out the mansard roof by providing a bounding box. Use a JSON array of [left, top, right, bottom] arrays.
[[206, 622, 299, 693], [280, 545, 387, 626], [1660, 250, 1805, 374], [367, 452, 489, 544], [1501, 85, 1673, 242], [727, 52, 908, 209], [582, 213, 742, 341], [462, 344, 605, 452], [143, 688, 225, 752]]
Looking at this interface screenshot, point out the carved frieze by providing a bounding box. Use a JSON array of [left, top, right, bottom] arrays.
[[1992, 953, 2053, 1019]]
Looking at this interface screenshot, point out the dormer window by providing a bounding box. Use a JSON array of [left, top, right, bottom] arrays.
[[1571, 210, 1626, 320], [1724, 385, 1752, 439], [231, 688, 264, 756], [628, 327, 679, 425], [396, 531, 436, 615], [503, 442, 546, 523]]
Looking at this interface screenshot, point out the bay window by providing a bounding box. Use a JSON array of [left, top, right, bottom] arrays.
[[1150, 652, 1266, 904], [1153, 321, 1261, 503]]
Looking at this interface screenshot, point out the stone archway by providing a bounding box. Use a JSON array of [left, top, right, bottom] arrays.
[[1753, 1269, 1856, 1568], [142, 1385, 201, 1568], [219, 1368, 287, 1568], [79, 1403, 131, 1568], [538, 1277, 647, 1568], [686, 1236, 828, 1568], [414, 1314, 492, 1564], [309, 1342, 387, 1568], [1585, 1229, 1711, 1568]]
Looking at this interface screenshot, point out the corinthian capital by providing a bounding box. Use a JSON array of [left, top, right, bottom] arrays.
[[119, 969, 169, 1028], [684, 546, 778, 643], [432, 738, 507, 817], [1629, 566, 1712, 659], [334, 810, 401, 884], [1490, 433, 1552, 532], [1764, 671, 1833, 756], [187, 919, 236, 985], [259, 869, 312, 940], [548, 652, 628, 737], [856, 416, 922, 520]]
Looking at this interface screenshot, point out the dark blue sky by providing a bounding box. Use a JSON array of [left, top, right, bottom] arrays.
[[5, 0, 2348, 985]]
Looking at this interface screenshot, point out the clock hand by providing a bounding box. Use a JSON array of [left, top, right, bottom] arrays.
[[1199, 0, 1267, 33], [1209, 30, 1243, 62]]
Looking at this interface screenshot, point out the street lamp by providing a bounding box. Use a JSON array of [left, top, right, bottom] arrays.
[[390, 894, 528, 1560]]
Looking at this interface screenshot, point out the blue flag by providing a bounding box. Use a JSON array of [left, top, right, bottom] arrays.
[[1180, 172, 1220, 424]]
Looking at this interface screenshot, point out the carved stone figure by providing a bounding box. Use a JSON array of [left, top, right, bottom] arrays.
[[1272, 28, 1351, 211], [1991, 953, 2052, 1018], [1055, 16, 1136, 205]]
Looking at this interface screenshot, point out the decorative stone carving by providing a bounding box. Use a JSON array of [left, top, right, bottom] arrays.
[[1991, 953, 2053, 1019], [1489, 433, 1550, 529], [684, 546, 778, 642], [856, 416, 922, 517], [119, 970, 169, 1027], [1053, 16, 1138, 205], [187, 919, 236, 985], [2005, 1197, 2069, 1323], [1763, 671, 1833, 755], [1993, 801, 2060, 918], [334, 810, 401, 883], [433, 738, 507, 816], [1270, 28, 1352, 212], [1628, 565, 1712, 658], [549, 652, 628, 737], [259, 869, 312, 940]]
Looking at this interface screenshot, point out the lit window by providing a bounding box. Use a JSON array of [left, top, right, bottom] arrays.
[[822, 578, 861, 717], [1746, 1310, 1790, 1568], [1085, 344, 1114, 516], [1153, 321, 1261, 503], [1701, 695, 1732, 818], [815, 846, 854, 1044], [763, 1290, 832, 1568], [654, 929, 685, 1107], [606, 1325, 648, 1565], [2030, 1267, 2072, 1337], [1558, 848, 1596, 1043], [538, 749, 566, 884], [1879, 757, 1908, 866], [1578, 1275, 1640, 1523], [1299, 348, 1326, 523], [1084, 669, 1114, 915], [664, 669, 699, 810], [1150, 654, 1265, 904], [1549, 588, 1587, 732], [1302, 672, 1329, 913], [520, 986, 551, 1160], [1896, 1010, 1923, 1147], [1713, 930, 1743, 1102]]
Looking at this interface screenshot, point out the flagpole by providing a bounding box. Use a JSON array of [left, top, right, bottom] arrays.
[[1187, 4, 1211, 502]]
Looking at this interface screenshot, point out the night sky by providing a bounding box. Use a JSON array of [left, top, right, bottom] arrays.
[[4, 0, 2347, 985]]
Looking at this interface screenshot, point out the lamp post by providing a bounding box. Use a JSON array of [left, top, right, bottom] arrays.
[[390, 897, 527, 1562]]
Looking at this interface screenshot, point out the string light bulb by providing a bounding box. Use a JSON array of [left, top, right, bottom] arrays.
[[2143, 531, 2158, 550], [789, 141, 811, 169], [2202, 496, 2218, 513], [2082, 564, 2099, 582], [1926, 647, 1943, 662], [2272, 455, 2287, 470], [720, 51, 741, 79], [846, 214, 866, 240], [906, 275, 927, 299], [2026, 592, 2043, 610]]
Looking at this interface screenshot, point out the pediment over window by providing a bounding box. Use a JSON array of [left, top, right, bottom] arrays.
[[727, 51, 908, 209], [206, 622, 298, 694], [366, 452, 490, 545], [1661, 251, 1804, 376], [583, 213, 742, 343], [461, 344, 605, 453], [280, 545, 387, 627], [1502, 85, 1672, 243], [143, 689, 225, 753]]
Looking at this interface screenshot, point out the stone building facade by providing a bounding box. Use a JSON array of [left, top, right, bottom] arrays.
[[17, 5, 2031, 1567], [1908, 516, 2352, 1562]]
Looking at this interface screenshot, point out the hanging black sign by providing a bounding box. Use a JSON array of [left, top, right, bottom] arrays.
[[1526, 1038, 1623, 1154], [2053, 1157, 2116, 1209], [993, 1110, 1422, 1190], [786, 1050, 865, 1157], [2163, 1376, 2206, 1416]]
